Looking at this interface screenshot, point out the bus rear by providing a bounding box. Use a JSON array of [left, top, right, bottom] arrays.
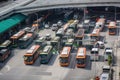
[[76, 47, 86, 68], [108, 21, 116, 35], [24, 45, 40, 65], [59, 47, 71, 67], [40, 45, 53, 64]]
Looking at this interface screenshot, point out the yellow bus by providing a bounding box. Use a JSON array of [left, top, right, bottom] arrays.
[[76, 47, 86, 68], [59, 47, 71, 67], [108, 21, 116, 35], [24, 45, 40, 65]]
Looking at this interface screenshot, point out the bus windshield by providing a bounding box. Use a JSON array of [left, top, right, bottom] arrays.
[[40, 54, 47, 59], [91, 51, 98, 54], [24, 56, 33, 62], [60, 57, 68, 63], [109, 28, 116, 33], [77, 58, 85, 64]]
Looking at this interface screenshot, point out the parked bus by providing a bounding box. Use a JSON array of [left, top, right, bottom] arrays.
[[10, 30, 25, 47], [76, 47, 86, 68], [51, 36, 60, 47], [0, 49, 11, 62], [35, 36, 46, 48], [56, 28, 64, 38], [90, 29, 100, 41], [18, 33, 34, 49], [108, 21, 116, 35], [65, 39, 74, 48], [59, 47, 71, 67], [95, 18, 105, 31], [24, 45, 40, 65], [75, 29, 85, 46], [0, 40, 12, 50], [39, 45, 53, 64], [90, 48, 99, 61]]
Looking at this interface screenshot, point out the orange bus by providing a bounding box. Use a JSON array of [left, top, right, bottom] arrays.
[[108, 21, 116, 35], [59, 47, 71, 67], [76, 47, 86, 68], [90, 29, 100, 41], [23, 45, 40, 65], [95, 18, 105, 31], [10, 30, 25, 47]]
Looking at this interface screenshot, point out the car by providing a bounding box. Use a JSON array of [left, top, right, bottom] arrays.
[[57, 20, 63, 27], [46, 34, 51, 41], [44, 24, 49, 29], [89, 21, 95, 28], [104, 47, 113, 61], [95, 41, 105, 49], [51, 24, 58, 31]]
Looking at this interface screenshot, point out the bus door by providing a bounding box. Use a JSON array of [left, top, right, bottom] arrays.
[[59, 47, 71, 67], [24, 45, 40, 65], [76, 48, 86, 68]]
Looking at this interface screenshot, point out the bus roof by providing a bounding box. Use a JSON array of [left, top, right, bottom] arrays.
[[20, 33, 33, 41], [10, 30, 25, 39], [76, 48, 86, 58], [0, 49, 8, 55], [26, 45, 40, 55], [60, 47, 71, 57], [108, 21, 116, 28], [0, 40, 11, 48], [75, 29, 84, 38], [43, 45, 52, 53], [63, 23, 70, 31]]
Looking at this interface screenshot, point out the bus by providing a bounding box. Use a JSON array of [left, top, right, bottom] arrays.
[[75, 29, 85, 46], [51, 36, 60, 47], [59, 47, 71, 67], [95, 18, 105, 31], [90, 29, 100, 41], [63, 23, 70, 31], [90, 48, 99, 61], [68, 20, 79, 32], [24, 45, 40, 65], [39, 45, 53, 64], [10, 30, 25, 47], [0, 40, 12, 50], [18, 33, 34, 49], [76, 47, 86, 68], [65, 39, 74, 48], [108, 21, 116, 35], [56, 28, 64, 38], [0, 49, 11, 62]]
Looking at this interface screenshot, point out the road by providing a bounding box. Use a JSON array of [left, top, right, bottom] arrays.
[[0, 14, 120, 80]]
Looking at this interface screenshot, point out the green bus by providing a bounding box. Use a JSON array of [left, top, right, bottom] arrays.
[[56, 28, 64, 38], [35, 36, 47, 48], [51, 36, 60, 47], [18, 33, 34, 49], [0, 40, 12, 50], [65, 39, 74, 48], [40, 45, 53, 64]]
